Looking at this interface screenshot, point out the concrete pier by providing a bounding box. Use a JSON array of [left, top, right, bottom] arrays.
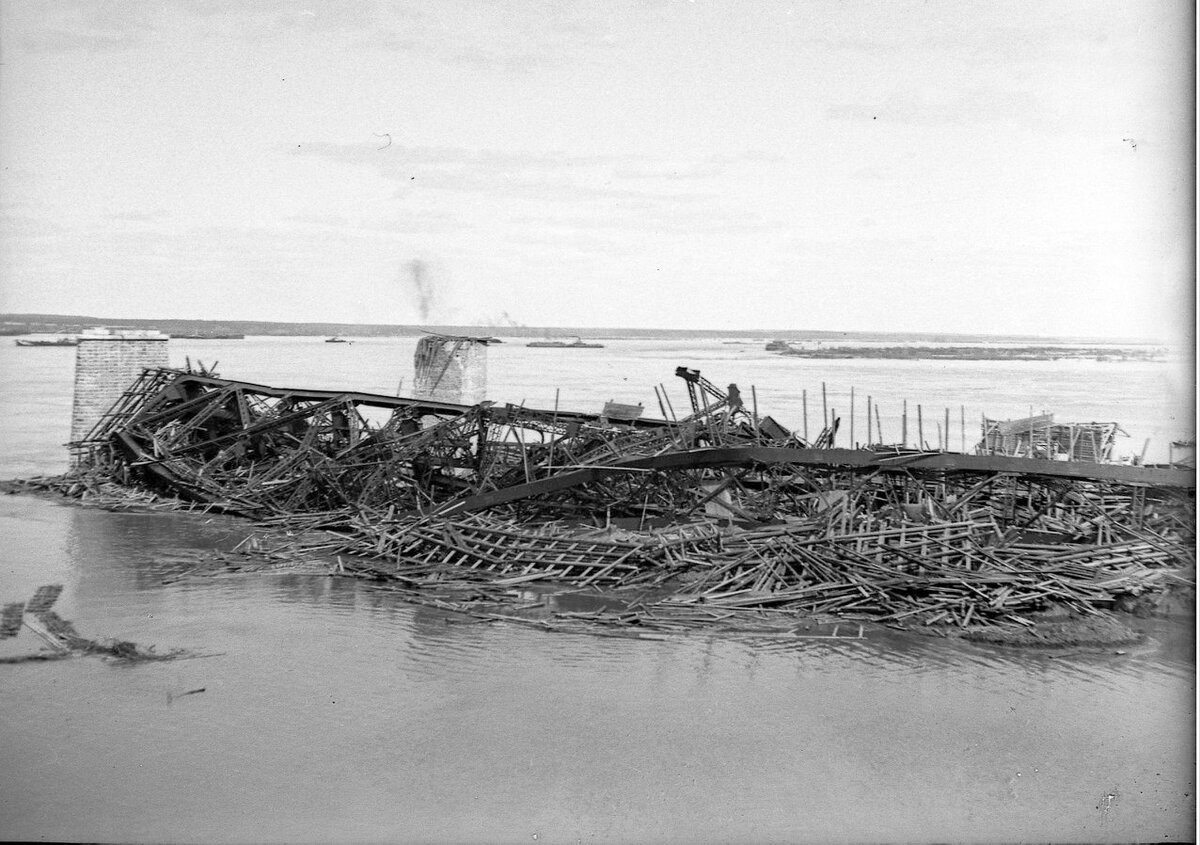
[[413, 334, 488, 405], [70, 327, 168, 445]]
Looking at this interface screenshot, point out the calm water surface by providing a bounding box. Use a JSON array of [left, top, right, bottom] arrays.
[[0, 337, 1193, 842]]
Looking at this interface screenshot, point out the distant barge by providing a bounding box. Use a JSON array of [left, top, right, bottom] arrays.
[[169, 333, 246, 340], [15, 337, 78, 347], [527, 337, 604, 349]]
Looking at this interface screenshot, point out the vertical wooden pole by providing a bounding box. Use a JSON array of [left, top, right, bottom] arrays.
[[822, 382, 828, 431], [830, 408, 836, 447], [866, 395, 873, 447], [944, 408, 950, 452], [960, 405, 965, 453], [902, 400, 908, 447], [660, 384, 678, 422], [917, 404, 924, 450], [802, 389, 808, 441], [850, 386, 855, 447], [875, 404, 883, 445], [548, 387, 560, 473]]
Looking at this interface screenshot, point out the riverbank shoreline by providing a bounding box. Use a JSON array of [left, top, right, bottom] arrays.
[[774, 344, 1167, 362]]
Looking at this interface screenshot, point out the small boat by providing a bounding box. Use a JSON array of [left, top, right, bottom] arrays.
[[526, 337, 604, 349], [325, 336, 350, 344], [15, 336, 78, 347]]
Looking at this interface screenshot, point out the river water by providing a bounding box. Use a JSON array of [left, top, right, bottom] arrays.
[[0, 336, 1193, 842]]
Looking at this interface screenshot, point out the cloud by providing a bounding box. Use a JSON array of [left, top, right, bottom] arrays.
[[15, 1, 159, 52], [12, 1, 404, 53], [283, 210, 464, 236], [531, 207, 787, 237], [290, 142, 774, 206], [19, 28, 143, 52], [0, 211, 69, 238], [826, 86, 1047, 128], [793, 5, 1142, 65], [107, 209, 170, 224], [433, 1, 626, 73]]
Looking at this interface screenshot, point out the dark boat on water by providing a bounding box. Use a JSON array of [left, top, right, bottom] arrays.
[[15, 336, 78, 347], [325, 337, 350, 343], [526, 337, 604, 349]]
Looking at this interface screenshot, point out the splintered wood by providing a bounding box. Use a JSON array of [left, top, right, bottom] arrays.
[[37, 364, 1196, 635]]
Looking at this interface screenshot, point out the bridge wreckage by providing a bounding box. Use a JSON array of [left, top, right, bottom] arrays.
[[40, 364, 1195, 640]]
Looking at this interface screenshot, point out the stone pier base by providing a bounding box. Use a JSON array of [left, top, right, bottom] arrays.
[[71, 328, 169, 445], [413, 335, 488, 405]]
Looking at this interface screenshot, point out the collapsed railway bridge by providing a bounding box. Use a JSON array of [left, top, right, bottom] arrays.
[[38, 364, 1197, 637]]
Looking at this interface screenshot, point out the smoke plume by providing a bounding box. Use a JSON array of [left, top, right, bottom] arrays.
[[405, 259, 435, 323]]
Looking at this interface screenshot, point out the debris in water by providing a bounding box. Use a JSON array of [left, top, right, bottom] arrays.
[[0, 603, 25, 639], [25, 584, 63, 615], [0, 584, 204, 664], [167, 687, 207, 705], [9, 363, 1194, 644]]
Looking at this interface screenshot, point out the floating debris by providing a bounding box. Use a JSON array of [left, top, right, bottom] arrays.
[[0, 603, 25, 639], [25, 584, 63, 615], [167, 687, 207, 705], [0, 584, 204, 664]]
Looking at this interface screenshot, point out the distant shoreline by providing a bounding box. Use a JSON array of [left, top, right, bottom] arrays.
[[775, 344, 1168, 362], [0, 312, 1163, 346]]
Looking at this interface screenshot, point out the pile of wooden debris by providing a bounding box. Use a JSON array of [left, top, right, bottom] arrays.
[[19, 364, 1194, 638]]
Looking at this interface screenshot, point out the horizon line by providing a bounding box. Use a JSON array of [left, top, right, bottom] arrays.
[[0, 312, 1168, 346]]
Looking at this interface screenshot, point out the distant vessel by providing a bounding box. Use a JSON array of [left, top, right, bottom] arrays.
[[170, 333, 245, 340], [526, 337, 604, 349], [325, 336, 350, 343], [15, 336, 78, 347]]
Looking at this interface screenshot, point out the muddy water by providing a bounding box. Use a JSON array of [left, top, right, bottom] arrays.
[[0, 337, 1193, 842]]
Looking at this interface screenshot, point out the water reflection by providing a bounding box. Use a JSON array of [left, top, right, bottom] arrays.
[[2, 494, 1193, 843], [32, 493, 1188, 703], [65, 506, 246, 589]]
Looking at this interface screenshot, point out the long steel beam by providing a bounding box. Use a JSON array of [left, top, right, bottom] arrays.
[[156, 374, 673, 428], [437, 445, 1195, 515]]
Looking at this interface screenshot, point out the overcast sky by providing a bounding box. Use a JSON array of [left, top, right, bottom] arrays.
[[0, 1, 1193, 338]]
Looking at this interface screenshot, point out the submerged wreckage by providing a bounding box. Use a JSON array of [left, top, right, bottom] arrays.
[[26, 356, 1197, 643]]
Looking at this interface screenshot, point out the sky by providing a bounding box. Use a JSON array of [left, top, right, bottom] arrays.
[[0, 1, 1193, 339]]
